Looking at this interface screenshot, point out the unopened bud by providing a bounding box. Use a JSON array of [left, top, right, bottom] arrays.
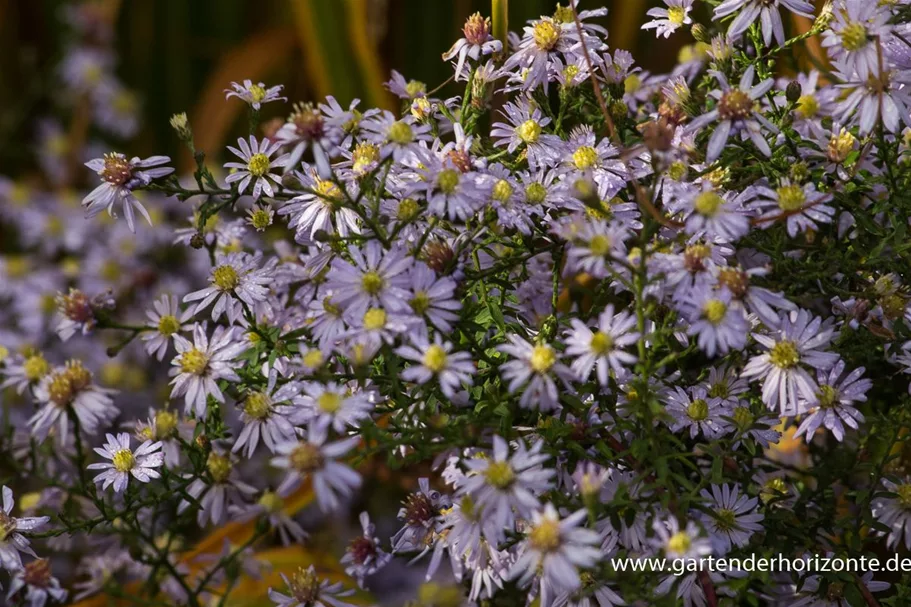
[[169, 113, 193, 144], [786, 80, 801, 104], [190, 232, 205, 249]]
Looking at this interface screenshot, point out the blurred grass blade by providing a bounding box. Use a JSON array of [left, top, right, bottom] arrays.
[[493, 0, 508, 49], [608, 0, 645, 51], [344, 0, 394, 109]]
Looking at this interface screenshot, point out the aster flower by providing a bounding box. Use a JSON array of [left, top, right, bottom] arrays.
[[652, 515, 713, 562], [224, 136, 291, 200], [179, 449, 255, 526], [183, 252, 275, 325], [794, 360, 869, 443], [169, 324, 248, 417], [384, 70, 428, 100], [224, 79, 286, 110], [268, 565, 356, 607], [499, 335, 574, 411], [679, 287, 750, 358], [822, 0, 892, 80], [833, 58, 911, 135], [141, 294, 193, 361], [87, 432, 164, 494], [274, 102, 335, 171], [82, 153, 173, 232], [443, 13, 503, 79], [325, 241, 412, 319], [280, 172, 360, 241], [564, 304, 639, 386], [699, 483, 764, 554], [392, 478, 451, 553], [715, 264, 797, 328], [563, 219, 630, 279], [872, 478, 911, 549], [509, 505, 602, 606], [271, 424, 361, 513], [341, 512, 392, 588], [491, 100, 564, 171], [230, 485, 308, 546], [664, 385, 732, 439], [502, 15, 584, 91], [0, 486, 50, 571], [741, 309, 840, 415], [233, 373, 299, 458], [406, 263, 461, 332], [295, 381, 373, 432], [0, 351, 52, 395], [30, 359, 117, 443], [642, 0, 694, 38], [561, 125, 636, 199], [457, 436, 554, 535], [687, 66, 777, 163], [713, 0, 814, 46], [396, 335, 475, 398], [682, 182, 751, 242], [6, 558, 68, 606], [751, 179, 834, 237], [414, 150, 486, 222], [361, 111, 432, 161]]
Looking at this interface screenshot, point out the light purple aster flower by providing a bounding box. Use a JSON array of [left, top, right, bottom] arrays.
[[664, 385, 732, 439], [224, 79, 286, 110], [741, 309, 840, 415], [224, 136, 291, 200], [751, 179, 834, 238], [396, 335, 475, 398], [679, 287, 750, 358], [642, 0, 694, 38], [564, 304, 640, 386], [87, 432, 164, 494], [491, 100, 564, 171], [794, 359, 869, 443], [699, 483, 764, 554], [83, 153, 173, 232], [0, 486, 50, 571], [687, 66, 777, 163], [499, 336, 574, 411], [822, 0, 892, 80]]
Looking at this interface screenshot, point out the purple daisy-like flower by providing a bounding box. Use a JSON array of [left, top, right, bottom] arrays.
[[794, 359, 869, 443]]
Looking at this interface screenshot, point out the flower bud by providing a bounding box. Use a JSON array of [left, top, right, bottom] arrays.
[[785, 80, 802, 104], [691, 24, 709, 43]]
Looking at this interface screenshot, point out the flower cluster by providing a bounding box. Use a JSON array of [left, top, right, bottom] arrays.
[[5, 0, 911, 606]]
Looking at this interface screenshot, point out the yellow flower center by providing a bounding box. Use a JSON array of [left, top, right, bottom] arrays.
[[212, 265, 240, 291], [405, 80, 427, 98], [776, 184, 806, 211], [841, 21, 868, 52], [589, 234, 611, 257], [24, 354, 50, 381], [437, 169, 460, 194], [484, 460, 515, 489], [529, 344, 557, 373], [769, 340, 800, 368], [516, 120, 542, 144], [816, 384, 838, 409], [112, 449, 135, 473], [155, 410, 179, 437], [687, 399, 709, 421], [896, 484, 911, 510], [249, 84, 267, 102], [715, 508, 737, 531], [528, 519, 561, 552], [827, 129, 856, 163], [525, 182, 547, 204], [667, 531, 691, 554], [572, 146, 599, 170], [303, 349, 324, 369], [702, 299, 727, 324], [317, 391, 342, 413], [387, 121, 414, 144], [422, 345, 448, 372], [363, 308, 387, 331], [258, 491, 284, 512], [361, 271, 385, 295], [244, 392, 272, 419], [590, 332, 614, 355], [667, 161, 688, 181], [410, 292, 431, 315], [207, 452, 232, 483], [624, 74, 641, 95], [761, 478, 789, 504], [667, 5, 686, 24], [250, 207, 273, 231], [290, 442, 325, 473], [733, 406, 753, 430], [796, 94, 819, 118], [246, 153, 271, 178], [397, 198, 420, 221], [553, 5, 574, 23], [352, 142, 381, 174], [179, 348, 209, 375], [533, 19, 560, 51], [694, 191, 724, 217], [157, 315, 180, 336], [492, 179, 514, 202]]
